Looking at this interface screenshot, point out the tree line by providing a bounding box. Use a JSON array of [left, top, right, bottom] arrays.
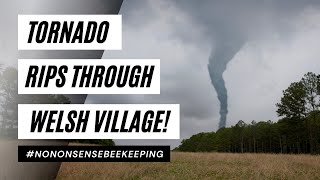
[[0, 67, 114, 146], [0, 67, 71, 137], [175, 72, 320, 154]]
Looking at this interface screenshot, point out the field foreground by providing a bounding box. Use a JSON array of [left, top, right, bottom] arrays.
[[57, 152, 320, 180]]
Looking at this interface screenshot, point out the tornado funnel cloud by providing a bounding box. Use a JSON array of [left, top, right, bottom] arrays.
[[208, 37, 244, 128]]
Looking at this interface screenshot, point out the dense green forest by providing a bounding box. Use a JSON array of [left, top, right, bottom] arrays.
[[176, 72, 320, 154]]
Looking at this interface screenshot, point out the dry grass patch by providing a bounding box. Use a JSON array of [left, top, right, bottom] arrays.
[[57, 152, 320, 180]]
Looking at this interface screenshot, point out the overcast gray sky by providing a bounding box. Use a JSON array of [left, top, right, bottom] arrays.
[[86, 0, 320, 147], [2, 0, 319, 148]]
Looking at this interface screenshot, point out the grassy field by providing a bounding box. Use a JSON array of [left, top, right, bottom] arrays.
[[57, 152, 320, 180]]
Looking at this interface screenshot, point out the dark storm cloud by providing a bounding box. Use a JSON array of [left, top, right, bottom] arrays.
[[89, 0, 320, 147], [171, 0, 320, 128], [173, 0, 320, 39]]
